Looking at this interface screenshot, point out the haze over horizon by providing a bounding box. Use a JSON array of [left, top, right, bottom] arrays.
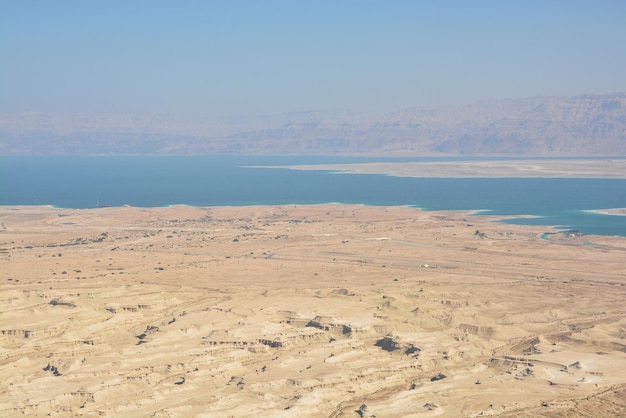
[[2, 5, 626, 416], [2, 1, 625, 120]]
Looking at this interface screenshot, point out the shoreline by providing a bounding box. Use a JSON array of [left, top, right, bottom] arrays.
[[584, 208, 626, 216], [251, 158, 626, 179], [4, 203, 626, 238], [3, 157, 625, 238], [4, 204, 626, 244]]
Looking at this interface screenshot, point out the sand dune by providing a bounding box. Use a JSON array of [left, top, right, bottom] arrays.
[[1, 205, 625, 417]]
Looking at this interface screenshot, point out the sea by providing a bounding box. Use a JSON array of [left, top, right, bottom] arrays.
[[1, 156, 626, 237]]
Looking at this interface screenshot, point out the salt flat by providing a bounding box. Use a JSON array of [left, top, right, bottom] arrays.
[[1, 204, 625, 417], [268, 158, 626, 178]]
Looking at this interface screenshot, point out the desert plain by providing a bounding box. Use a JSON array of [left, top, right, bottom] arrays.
[[1, 203, 626, 417]]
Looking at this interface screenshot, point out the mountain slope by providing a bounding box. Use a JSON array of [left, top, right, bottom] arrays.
[[1, 93, 624, 155]]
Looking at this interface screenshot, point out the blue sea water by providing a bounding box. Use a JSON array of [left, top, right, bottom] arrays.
[[1, 156, 625, 237]]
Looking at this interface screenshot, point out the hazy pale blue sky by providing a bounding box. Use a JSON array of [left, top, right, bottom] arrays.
[[1, 0, 625, 118]]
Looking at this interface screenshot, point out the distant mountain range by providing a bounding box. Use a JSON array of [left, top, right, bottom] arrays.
[[1, 92, 624, 156]]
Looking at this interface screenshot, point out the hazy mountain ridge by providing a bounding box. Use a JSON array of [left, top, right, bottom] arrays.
[[435, 93, 626, 154], [1, 93, 624, 155]]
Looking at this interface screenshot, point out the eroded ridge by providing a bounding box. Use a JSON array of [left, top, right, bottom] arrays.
[[2, 205, 625, 417]]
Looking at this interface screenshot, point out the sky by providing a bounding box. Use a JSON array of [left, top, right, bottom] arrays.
[[1, 0, 625, 118]]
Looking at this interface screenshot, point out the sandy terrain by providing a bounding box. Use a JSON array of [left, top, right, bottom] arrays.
[[263, 159, 626, 178], [2, 204, 626, 417]]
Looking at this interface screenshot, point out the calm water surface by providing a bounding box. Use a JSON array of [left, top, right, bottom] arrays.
[[2, 156, 625, 236]]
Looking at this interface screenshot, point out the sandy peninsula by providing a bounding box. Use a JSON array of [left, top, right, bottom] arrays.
[[586, 208, 626, 216], [262, 158, 626, 178], [2, 204, 626, 417]]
